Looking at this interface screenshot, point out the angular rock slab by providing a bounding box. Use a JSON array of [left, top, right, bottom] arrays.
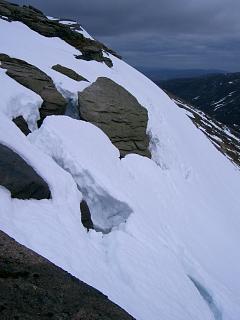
[[78, 77, 151, 158], [0, 143, 51, 200], [52, 64, 89, 82], [0, 53, 67, 128], [0, 231, 135, 319]]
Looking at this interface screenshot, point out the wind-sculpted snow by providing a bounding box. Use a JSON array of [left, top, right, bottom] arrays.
[[29, 117, 133, 232], [1, 11, 240, 320]]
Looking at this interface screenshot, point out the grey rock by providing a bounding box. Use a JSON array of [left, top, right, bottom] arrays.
[[52, 64, 89, 82], [0, 230, 135, 319], [12, 116, 30, 135], [80, 200, 94, 231], [0, 5, 10, 16], [0, 53, 67, 127], [0, 143, 51, 200], [78, 77, 150, 158], [26, 4, 43, 15], [75, 46, 113, 67]]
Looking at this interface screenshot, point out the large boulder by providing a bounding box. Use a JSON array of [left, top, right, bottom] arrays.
[[0, 231, 135, 319], [0, 53, 67, 128], [0, 143, 51, 200], [78, 77, 151, 158]]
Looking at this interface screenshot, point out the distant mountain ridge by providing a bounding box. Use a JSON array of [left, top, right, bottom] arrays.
[[166, 92, 240, 167], [137, 67, 227, 81], [158, 72, 240, 133]]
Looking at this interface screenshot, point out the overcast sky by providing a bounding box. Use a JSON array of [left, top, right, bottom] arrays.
[[14, 0, 240, 72]]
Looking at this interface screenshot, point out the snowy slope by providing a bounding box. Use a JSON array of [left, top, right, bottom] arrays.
[[1, 15, 240, 320]]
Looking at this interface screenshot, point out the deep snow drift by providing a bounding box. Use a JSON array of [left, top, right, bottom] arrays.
[[1, 17, 240, 320]]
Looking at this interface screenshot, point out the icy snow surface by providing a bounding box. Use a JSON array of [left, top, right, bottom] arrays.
[[1, 18, 240, 320]]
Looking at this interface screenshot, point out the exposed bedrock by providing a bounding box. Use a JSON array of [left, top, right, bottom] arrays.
[[78, 77, 151, 158], [80, 200, 94, 231], [0, 230, 135, 319], [12, 116, 31, 135], [0, 0, 118, 67], [0, 53, 67, 129], [0, 143, 51, 200], [52, 64, 89, 82]]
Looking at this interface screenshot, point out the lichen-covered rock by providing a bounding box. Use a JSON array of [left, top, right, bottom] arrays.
[[0, 53, 67, 127], [78, 77, 150, 158], [52, 64, 89, 82], [0, 231, 135, 319], [0, 143, 51, 200]]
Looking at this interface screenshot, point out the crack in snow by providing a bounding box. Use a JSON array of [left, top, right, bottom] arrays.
[[189, 277, 222, 320]]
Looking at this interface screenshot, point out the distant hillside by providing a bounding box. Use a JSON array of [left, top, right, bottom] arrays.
[[158, 72, 240, 133], [137, 67, 226, 81]]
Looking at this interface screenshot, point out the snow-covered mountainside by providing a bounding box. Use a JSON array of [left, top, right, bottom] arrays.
[[1, 1, 240, 319], [168, 93, 240, 168], [158, 73, 240, 134]]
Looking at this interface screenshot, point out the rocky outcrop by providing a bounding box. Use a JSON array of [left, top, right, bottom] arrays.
[[80, 200, 94, 231], [78, 77, 150, 158], [75, 47, 113, 68], [12, 116, 31, 135], [0, 53, 67, 127], [0, 144, 51, 199], [0, 0, 118, 67], [52, 64, 89, 82], [0, 230, 135, 319]]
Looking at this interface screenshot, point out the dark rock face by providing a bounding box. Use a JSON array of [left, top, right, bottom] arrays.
[[52, 64, 89, 82], [79, 77, 150, 158], [0, 53, 67, 127], [12, 116, 31, 135], [0, 143, 51, 199], [0, 0, 119, 67], [80, 200, 94, 231], [75, 46, 113, 68], [0, 231, 135, 319]]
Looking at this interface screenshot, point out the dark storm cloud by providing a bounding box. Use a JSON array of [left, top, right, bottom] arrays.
[[13, 0, 240, 71]]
